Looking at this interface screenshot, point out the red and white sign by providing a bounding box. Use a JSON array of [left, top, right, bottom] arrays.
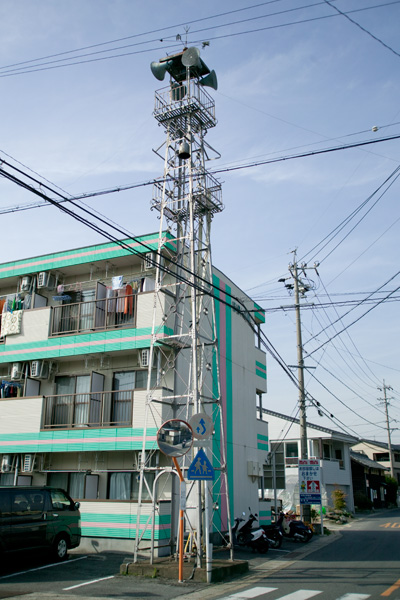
[[299, 458, 322, 504], [307, 480, 320, 493]]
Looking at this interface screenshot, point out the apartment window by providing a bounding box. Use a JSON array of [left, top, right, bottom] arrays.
[[335, 449, 342, 460], [374, 452, 390, 461], [285, 442, 298, 466], [323, 443, 331, 459], [108, 472, 155, 501], [285, 442, 298, 458], [47, 472, 85, 499], [256, 393, 265, 420], [54, 375, 91, 426]]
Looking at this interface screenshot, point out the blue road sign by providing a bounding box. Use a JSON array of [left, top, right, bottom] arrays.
[[300, 493, 321, 504], [187, 448, 214, 480]]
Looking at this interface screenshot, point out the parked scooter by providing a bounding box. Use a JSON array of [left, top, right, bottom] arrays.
[[231, 512, 269, 553], [276, 512, 313, 542], [260, 522, 283, 549]]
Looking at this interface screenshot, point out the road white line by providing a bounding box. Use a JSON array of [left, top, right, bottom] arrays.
[[0, 556, 88, 580], [277, 591, 322, 600], [63, 574, 115, 590], [221, 587, 277, 599], [336, 595, 370, 600]]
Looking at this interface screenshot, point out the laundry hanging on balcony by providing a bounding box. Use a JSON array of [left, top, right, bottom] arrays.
[[0, 380, 23, 398]]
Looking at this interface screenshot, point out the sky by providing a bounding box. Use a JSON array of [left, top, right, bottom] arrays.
[[0, 0, 399, 445]]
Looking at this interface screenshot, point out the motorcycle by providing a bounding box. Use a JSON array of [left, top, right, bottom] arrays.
[[276, 512, 313, 542], [260, 522, 283, 549], [231, 512, 270, 553]]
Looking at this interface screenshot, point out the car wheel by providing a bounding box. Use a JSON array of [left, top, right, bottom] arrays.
[[53, 535, 69, 560]]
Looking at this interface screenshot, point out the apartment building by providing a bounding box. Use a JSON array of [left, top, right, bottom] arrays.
[[0, 233, 268, 553]]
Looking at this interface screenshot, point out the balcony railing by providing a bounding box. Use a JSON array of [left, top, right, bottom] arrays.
[[42, 389, 134, 429], [285, 457, 299, 467], [50, 295, 136, 336]]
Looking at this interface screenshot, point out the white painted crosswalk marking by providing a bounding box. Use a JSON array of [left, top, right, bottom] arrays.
[[275, 591, 322, 600], [222, 588, 277, 600], [217, 586, 371, 600], [336, 595, 370, 600]]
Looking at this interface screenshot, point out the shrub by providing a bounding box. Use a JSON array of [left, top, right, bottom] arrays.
[[354, 491, 372, 510], [332, 487, 347, 511]]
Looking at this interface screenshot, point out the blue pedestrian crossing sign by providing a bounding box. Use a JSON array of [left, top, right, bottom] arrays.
[[187, 449, 214, 480]]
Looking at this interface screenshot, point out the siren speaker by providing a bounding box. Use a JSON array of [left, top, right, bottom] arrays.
[[182, 47, 201, 68], [150, 60, 172, 81], [199, 70, 218, 91], [177, 141, 191, 160]]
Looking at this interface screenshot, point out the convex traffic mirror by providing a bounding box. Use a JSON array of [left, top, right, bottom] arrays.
[[157, 419, 194, 457]]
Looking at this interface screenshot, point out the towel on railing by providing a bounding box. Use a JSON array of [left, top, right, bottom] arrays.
[[1, 310, 23, 336], [124, 285, 133, 315]]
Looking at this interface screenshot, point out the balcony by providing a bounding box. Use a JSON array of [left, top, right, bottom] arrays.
[[42, 389, 134, 429], [50, 295, 136, 336]]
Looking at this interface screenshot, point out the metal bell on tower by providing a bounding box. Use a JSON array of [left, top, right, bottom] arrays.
[[177, 140, 191, 160]]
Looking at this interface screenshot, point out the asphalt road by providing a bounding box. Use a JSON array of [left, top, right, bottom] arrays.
[[0, 509, 399, 600]]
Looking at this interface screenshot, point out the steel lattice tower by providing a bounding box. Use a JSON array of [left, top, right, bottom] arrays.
[[134, 48, 232, 568]]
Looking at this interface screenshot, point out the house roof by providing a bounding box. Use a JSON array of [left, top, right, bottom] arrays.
[[356, 439, 400, 452], [350, 450, 389, 471], [262, 408, 358, 443]]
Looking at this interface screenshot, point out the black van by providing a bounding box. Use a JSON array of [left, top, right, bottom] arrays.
[[0, 486, 81, 560]]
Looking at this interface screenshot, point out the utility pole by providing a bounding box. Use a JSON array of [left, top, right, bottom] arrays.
[[292, 258, 307, 463], [281, 251, 319, 524], [378, 380, 394, 478]]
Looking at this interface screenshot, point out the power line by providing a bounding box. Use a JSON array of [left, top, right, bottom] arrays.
[[323, 0, 400, 59], [0, 1, 398, 77], [304, 271, 400, 347], [1, 132, 400, 216], [248, 296, 400, 312], [0, 1, 284, 71], [300, 164, 400, 265], [305, 278, 400, 357], [313, 275, 381, 386], [307, 370, 387, 430]]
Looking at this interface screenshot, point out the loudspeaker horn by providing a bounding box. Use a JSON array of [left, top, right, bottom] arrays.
[[181, 47, 201, 68], [150, 60, 172, 81], [198, 70, 218, 91]]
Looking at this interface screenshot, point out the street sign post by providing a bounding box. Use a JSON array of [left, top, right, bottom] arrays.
[[299, 458, 321, 505], [187, 448, 215, 480]]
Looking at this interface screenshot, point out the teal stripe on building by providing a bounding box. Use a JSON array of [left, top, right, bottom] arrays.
[[258, 508, 272, 526], [0, 326, 173, 363], [0, 428, 158, 453], [256, 360, 267, 379], [0, 233, 177, 280], [81, 512, 171, 539], [257, 433, 269, 451]]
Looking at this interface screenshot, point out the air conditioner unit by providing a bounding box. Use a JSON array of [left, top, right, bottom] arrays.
[[37, 271, 56, 290], [143, 252, 157, 271], [1, 455, 12, 473], [20, 275, 32, 292], [139, 349, 150, 368], [10, 362, 24, 381], [22, 454, 33, 472], [30, 360, 50, 379]]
